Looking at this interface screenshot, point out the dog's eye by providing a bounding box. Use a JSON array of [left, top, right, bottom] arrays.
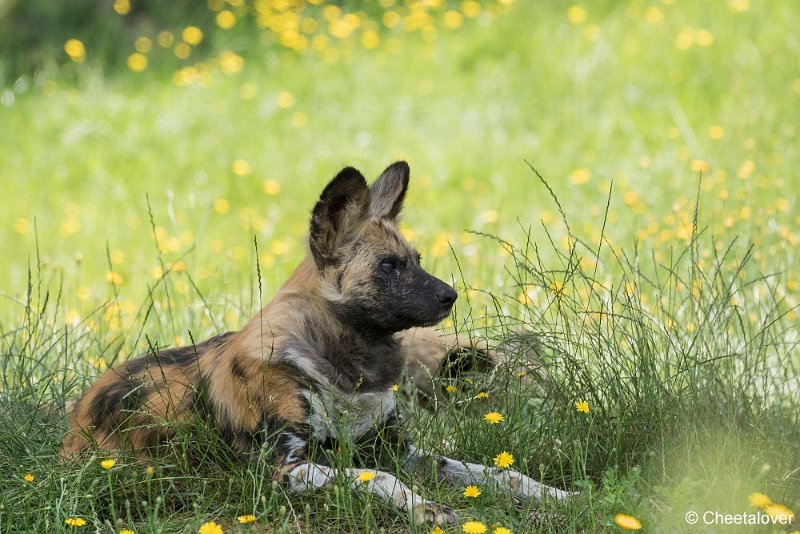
[[379, 258, 397, 272]]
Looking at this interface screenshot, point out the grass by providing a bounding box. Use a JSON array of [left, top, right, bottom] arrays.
[[1, 0, 800, 532]]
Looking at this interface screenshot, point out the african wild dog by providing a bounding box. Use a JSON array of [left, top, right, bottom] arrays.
[[61, 162, 574, 524]]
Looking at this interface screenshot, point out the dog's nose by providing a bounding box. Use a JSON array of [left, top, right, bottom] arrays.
[[436, 286, 458, 306]]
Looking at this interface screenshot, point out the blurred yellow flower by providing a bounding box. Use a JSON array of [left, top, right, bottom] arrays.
[[392, 384, 399, 392], [361, 30, 380, 50], [220, 51, 244, 73], [446, 384, 457, 393], [696, 29, 714, 47], [157, 31, 175, 48], [13, 217, 30, 235], [462, 520, 487, 534], [358, 471, 375, 483], [475, 391, 489, 399], [431, 528, 445, 534], [105, 271, 124, 285], [127, 53, 148, 72], [135, 36, 152, 53], [113, 0, 130, 15], [237, 514, 256, 524], [23, 473, 35, 483], [567, 5, 587, 25], [575, 400, 589, 413], [175, 43, 192, 59], [182, 26, 204, 45], [493, 451, 514, 469], [100, 459, 117, 470], [614, 513, 642, 530], [484, 412, 504, 424], [65, 517, 87, 527], [708, 125, 725, 140], [277, 91, 295, 108], [463, 485, 481, 498], [263, 179, 281, 195], [291, 112, 308, 127], [765, 504, 794, 521], [461, 1, 481, 18], [443, 11, 464, 29], [570, 168, 591, 185], [231, 159, 251, 177], [748, 492, 772, 508], [64, 39, 86, 63], [198, 522, 222, 534], [493, 527, 512, 534], [216, 10, 237, 29]]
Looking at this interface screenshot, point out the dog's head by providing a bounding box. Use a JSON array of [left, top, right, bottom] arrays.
[[309, 161, 457, 334]]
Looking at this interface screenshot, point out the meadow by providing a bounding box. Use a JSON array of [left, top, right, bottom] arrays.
[[1, 0, 799, 532]]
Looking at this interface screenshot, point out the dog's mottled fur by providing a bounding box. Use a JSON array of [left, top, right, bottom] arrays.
[[61, 162, 573, 524]]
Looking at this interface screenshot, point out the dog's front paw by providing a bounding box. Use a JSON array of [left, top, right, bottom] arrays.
[[412, 501, 459, 525]]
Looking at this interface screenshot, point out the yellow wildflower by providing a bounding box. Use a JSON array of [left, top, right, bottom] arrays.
[[65, 517, 87, 527], [765, 504, 794, 521], [475, 391, 489, 399], [748, 492, 772, 508], [462, 521, 487, 534], [392, 384, 399, 392], [23, 473, 35, 483], [358, 471, 376, 483], [198, 522, 223, 534], [120, 530, 136, 534], [100, 459, 117, 471], [493, 527, 512, 534], [613, 513, 642, 530], [446, 384, 457, 394], [463, 485, 481, 498], [237, 514, 256, 524], [64, 39, 86, 63], [493, 451, 514, 469], [182, 26, 204, 46], [575, 400, 590, 413], [483, 412, 504, 424]]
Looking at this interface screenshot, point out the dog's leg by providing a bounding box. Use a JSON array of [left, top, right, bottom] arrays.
[[272, 428, 458, 525], [403, 443, 576, 502], [285, 462, 458, 524]]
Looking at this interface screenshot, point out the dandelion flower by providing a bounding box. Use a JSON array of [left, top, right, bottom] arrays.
[[575, 400, 590, 413], [145, 466, 154, 475], [493, 451, 514, 469], [765, 504, 794, 521], [613, 513, 642, 530], [358, 471, 376, 483], [237, 514, 256, 524], [100, 459, 117, 471], [392, 384, 399, 392], [65, 517, 87, 527], [493, 527, 512, 534], [463, 485, 481, 498], [120, 530, 135, 534], [462, 520, 487, 534], [483, 412, 504, 424], [475, 391, 489, 399], [23, 473, 35, 483], [446, 384, 457, 394], [431, 528, 445, 534], [748, 492, 772, 508], [198, 521, 223, 534]]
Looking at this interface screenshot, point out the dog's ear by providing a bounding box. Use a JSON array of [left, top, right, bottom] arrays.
[[310, 167, 370, 268], [370, 161, 409, 221]]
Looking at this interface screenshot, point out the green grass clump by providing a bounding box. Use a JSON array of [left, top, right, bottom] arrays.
[[1, 175, 798, 532]]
